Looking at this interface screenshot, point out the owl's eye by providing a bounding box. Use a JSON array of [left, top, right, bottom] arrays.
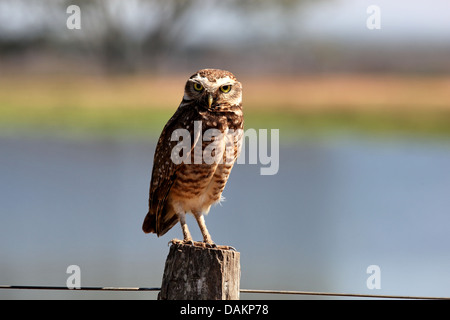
[[193, 83, 203, 92], [220, 85, 232, 93]]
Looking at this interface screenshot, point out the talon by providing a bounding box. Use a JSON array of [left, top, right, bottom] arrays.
[[205, 242, 217, 248], [215, 244, 237, 251], [168, 238, 183, 246]]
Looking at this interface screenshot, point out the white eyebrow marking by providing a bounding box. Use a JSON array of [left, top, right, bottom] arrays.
[[215, 76, 234, 86], [190, 74, 234, 87]]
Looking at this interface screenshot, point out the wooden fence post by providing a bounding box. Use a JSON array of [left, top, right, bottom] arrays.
[[158, 242, 240, 300]]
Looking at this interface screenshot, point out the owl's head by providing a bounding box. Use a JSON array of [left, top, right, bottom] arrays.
[[183, 69, 242, 112]]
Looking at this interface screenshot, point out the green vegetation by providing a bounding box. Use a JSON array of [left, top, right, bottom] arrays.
[[245, 109, 450, 140], [2, 104, 450, 141], [0, 104, 170, 138], [1, 75, 450, 140]]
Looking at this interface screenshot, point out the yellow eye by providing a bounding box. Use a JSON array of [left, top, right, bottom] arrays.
[[220, 85, 232, 93], [193, 83, 203, 92]]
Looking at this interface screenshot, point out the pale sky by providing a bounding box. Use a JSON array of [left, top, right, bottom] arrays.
[[1, 0, 449, 46], [301, 0, 450, 43]]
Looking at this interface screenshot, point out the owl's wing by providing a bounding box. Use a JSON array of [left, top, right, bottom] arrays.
[[142, 105, 198, 236]]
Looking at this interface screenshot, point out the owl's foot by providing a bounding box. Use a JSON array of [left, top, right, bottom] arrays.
[[168, 239, 236, 251], [214, 244, 237, 251], [168, 238, 181, 246], [185, 240, 215, 248], [202, 242, 237, 251], [168, 238, 193, 246], [204, 241, 217, 249], [221, 245, 237, 251]]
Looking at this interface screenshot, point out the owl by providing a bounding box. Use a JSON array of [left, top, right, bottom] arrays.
[[142, 69, 243, 247]]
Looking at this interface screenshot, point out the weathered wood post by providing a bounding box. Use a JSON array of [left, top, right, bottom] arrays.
[[158, 242, 240, 300]]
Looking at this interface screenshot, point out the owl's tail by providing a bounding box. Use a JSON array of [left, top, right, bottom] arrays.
[[142, 211, 157, 234], [142, 208, 179, 237]]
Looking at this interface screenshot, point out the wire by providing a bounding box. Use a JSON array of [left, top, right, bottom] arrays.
[[239, 289, 450, 300], [0, 285, 160, 291], [1, 285, 449, 299]]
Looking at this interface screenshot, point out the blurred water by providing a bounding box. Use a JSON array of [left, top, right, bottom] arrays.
[[1, 134, 450, 299]]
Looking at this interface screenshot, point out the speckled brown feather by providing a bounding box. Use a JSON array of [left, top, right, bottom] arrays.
[[142, 105, 198, 235]]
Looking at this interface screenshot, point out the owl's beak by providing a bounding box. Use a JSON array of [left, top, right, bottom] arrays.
[[208, 94, 214, 108]]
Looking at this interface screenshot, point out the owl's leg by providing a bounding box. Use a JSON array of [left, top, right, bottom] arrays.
[[178, 212, 193, 243], [193, 213, 214, 246]]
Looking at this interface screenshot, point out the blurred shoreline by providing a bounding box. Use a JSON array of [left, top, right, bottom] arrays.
[[1, 73, 450, 139]]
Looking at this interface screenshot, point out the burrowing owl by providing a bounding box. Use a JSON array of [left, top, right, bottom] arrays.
[[142, 69, 243, 246]]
